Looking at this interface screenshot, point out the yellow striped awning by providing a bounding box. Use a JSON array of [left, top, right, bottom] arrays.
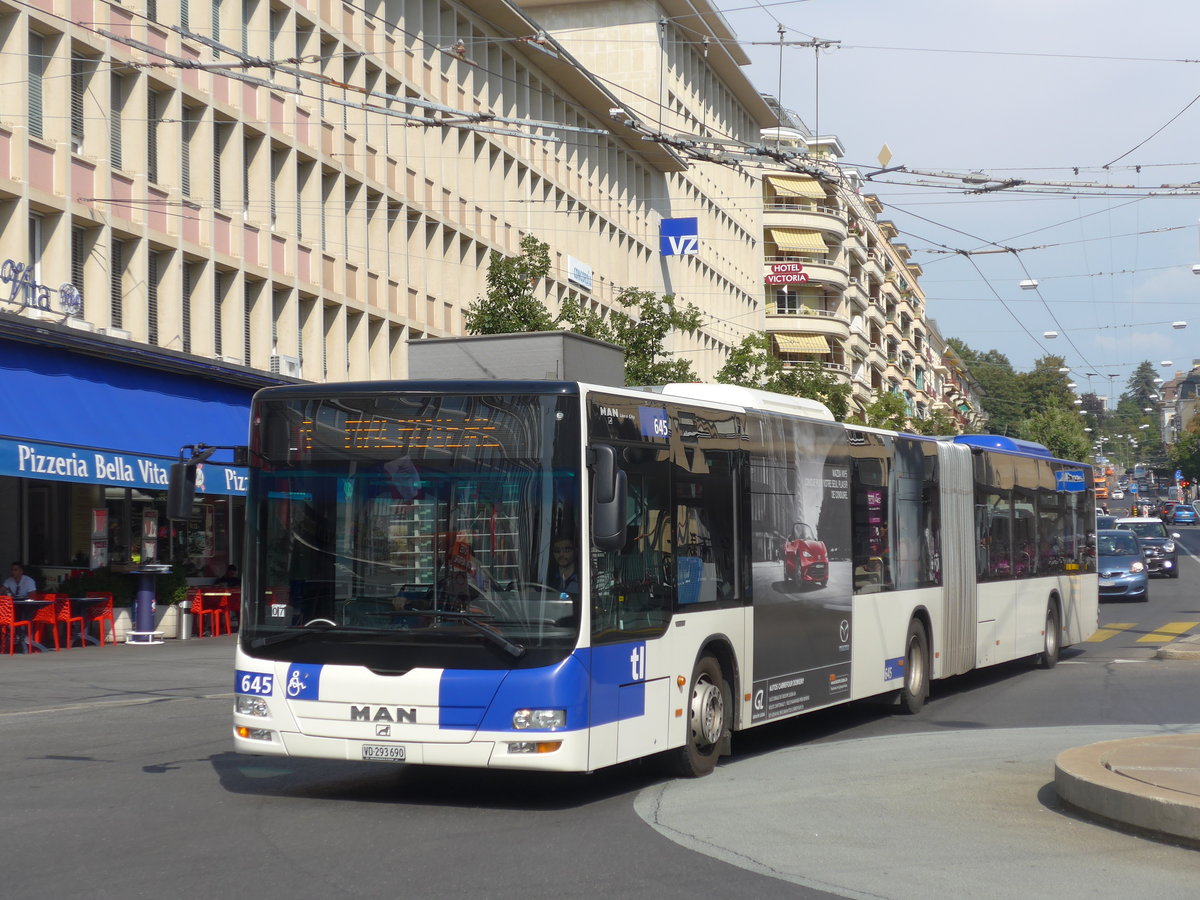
[[773, 333, 830, 354], [768, 228, 827, 253], [766, 175, 827, 199]]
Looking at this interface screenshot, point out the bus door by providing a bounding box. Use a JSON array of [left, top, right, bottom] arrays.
[[936, 441, 977, 676]]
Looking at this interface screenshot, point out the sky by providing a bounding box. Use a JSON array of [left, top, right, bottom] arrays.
[[715, 0, 1200, 403]]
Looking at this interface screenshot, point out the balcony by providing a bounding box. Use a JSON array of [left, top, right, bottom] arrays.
[[763, 203, 848, 242], [765, 306, 850, 342]]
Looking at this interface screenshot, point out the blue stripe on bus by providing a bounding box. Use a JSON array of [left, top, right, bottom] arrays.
[[437, 642, 647, 732]]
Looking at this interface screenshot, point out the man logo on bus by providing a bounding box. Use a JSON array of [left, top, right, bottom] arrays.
[[630, 645, 646, 681]]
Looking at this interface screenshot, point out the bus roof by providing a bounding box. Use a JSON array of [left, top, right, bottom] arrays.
[[952, 435, 1053, 457], [652, 383, 835, 421]]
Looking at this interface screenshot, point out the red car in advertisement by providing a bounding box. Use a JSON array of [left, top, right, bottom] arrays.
[[784, 522, 829, 589]]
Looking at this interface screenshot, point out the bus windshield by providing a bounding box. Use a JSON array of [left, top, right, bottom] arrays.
[[242, 391, 581, 669]]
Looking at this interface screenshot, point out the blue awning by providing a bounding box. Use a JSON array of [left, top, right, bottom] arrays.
[[0, 340, 253, 454], [0, 340, 253, 492]]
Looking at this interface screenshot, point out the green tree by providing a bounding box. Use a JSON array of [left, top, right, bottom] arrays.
[[907, 407, 960, 436], [1123, 361, 1158, 411], [1016, 406, 1090, 461], [853, 391, 908, 430], [1170, 416, 1200, 483], [560, 287, 703, 385], [464, 235, 555, 334], [947, 339, 1023, 435], [1017, 354, 1074, 414], [714, 333, 851, 420]]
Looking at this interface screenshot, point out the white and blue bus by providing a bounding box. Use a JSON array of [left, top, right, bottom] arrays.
[[227, 381, 1098, 776]]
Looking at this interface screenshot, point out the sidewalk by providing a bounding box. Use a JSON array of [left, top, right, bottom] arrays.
[[1054, 634, 1200, 847]]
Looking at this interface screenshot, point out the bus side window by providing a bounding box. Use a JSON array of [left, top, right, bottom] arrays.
[[674, 451, 737, 605]]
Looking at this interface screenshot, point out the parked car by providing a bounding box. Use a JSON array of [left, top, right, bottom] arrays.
[[1096, 529, 1148, 602], [1114, 517, 1180, 578], [1171, 503, 1197, 525], [784, 521, 829, 589]]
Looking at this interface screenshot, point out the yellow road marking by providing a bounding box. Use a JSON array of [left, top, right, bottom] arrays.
[[1136, 622, 1200, 644], [1087, 623, 1135, 642]]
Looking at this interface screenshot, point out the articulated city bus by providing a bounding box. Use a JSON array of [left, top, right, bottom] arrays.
[[223, 381, 1098, 776]]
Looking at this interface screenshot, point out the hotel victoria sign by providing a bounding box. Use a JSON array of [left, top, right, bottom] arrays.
[[764, 262, 810, 285]]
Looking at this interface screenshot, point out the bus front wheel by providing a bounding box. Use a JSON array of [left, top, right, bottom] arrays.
[[898, 621, 930, 714], [671, 655, 729, 777]]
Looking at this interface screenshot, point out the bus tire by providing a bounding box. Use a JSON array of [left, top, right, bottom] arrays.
[[1038, 602, 1061, 669], [898, 620, 929, 715], [671, 655, 728, 778]]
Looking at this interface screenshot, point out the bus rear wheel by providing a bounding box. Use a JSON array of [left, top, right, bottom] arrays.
[[1038, 602, 1061, 669], [670, 655, 728, 778], [898, 620, 929, 715]]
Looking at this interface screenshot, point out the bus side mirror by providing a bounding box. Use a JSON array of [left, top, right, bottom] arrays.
[[166, 461, 198, 520], [590, 444, 627, 551]]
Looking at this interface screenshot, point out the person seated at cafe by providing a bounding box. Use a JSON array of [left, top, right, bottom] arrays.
[[213, 564, 240, 587], [3, 562, 36, 599]]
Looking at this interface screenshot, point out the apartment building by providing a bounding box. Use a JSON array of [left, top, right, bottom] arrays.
[[757, 103, 982, 426], [0, 0, 774, 571]]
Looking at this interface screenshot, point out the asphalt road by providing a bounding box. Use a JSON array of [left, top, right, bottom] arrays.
[[5, 533, 1200, 899]]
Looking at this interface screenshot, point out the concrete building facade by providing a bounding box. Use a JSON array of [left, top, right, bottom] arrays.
[[1, 0, 774, 381]]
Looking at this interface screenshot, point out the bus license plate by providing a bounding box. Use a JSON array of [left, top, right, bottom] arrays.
[[362, 744, 406, 762]]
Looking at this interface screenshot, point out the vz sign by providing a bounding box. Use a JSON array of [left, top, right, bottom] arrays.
[[660, 217, 699, 256]]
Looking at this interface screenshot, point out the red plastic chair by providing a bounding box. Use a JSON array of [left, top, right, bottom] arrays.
[[0, 597, 33, 654], [30, 592, 64, 651], [61, 596, 86, 648], [83, 592, 117, 647], [202, 591, 233, 636], [188, 588, 220, 637]]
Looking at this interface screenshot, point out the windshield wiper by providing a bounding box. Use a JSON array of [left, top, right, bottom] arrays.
[[428, 609, 526, 658], [249, 624, 379, 649]]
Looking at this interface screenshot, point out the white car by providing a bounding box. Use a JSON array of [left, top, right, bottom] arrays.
[[1111, 490, 1125, 499]]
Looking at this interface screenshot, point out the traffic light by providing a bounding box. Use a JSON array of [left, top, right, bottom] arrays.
[[1182, 479, 1191, 489]]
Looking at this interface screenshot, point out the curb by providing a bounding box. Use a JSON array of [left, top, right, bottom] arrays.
[[1054, 735, 1200, 846], [1157, 634, 1200, 661]]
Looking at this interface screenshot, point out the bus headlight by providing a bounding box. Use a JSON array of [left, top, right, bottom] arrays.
[[512, 708, 566, 730], [236, 695, 271, 717]]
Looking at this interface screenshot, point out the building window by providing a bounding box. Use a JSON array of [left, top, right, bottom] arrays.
[[182, 261, 196, 354], [243, 281, 254, 364], [71, 227, 86, 316], [147, 251, 160, 345], [147, 90, 162, 184], [213, 122, 227, 209], [110, 74, 124, 169], [28, 33, 45, 140], [110, 239, 124, 328], [28, 214, 43, 284], [70, 57, 87, 150], [181, 113, 195, 198], [211, 0, 221, 59], [213, 273, 224, 357]]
